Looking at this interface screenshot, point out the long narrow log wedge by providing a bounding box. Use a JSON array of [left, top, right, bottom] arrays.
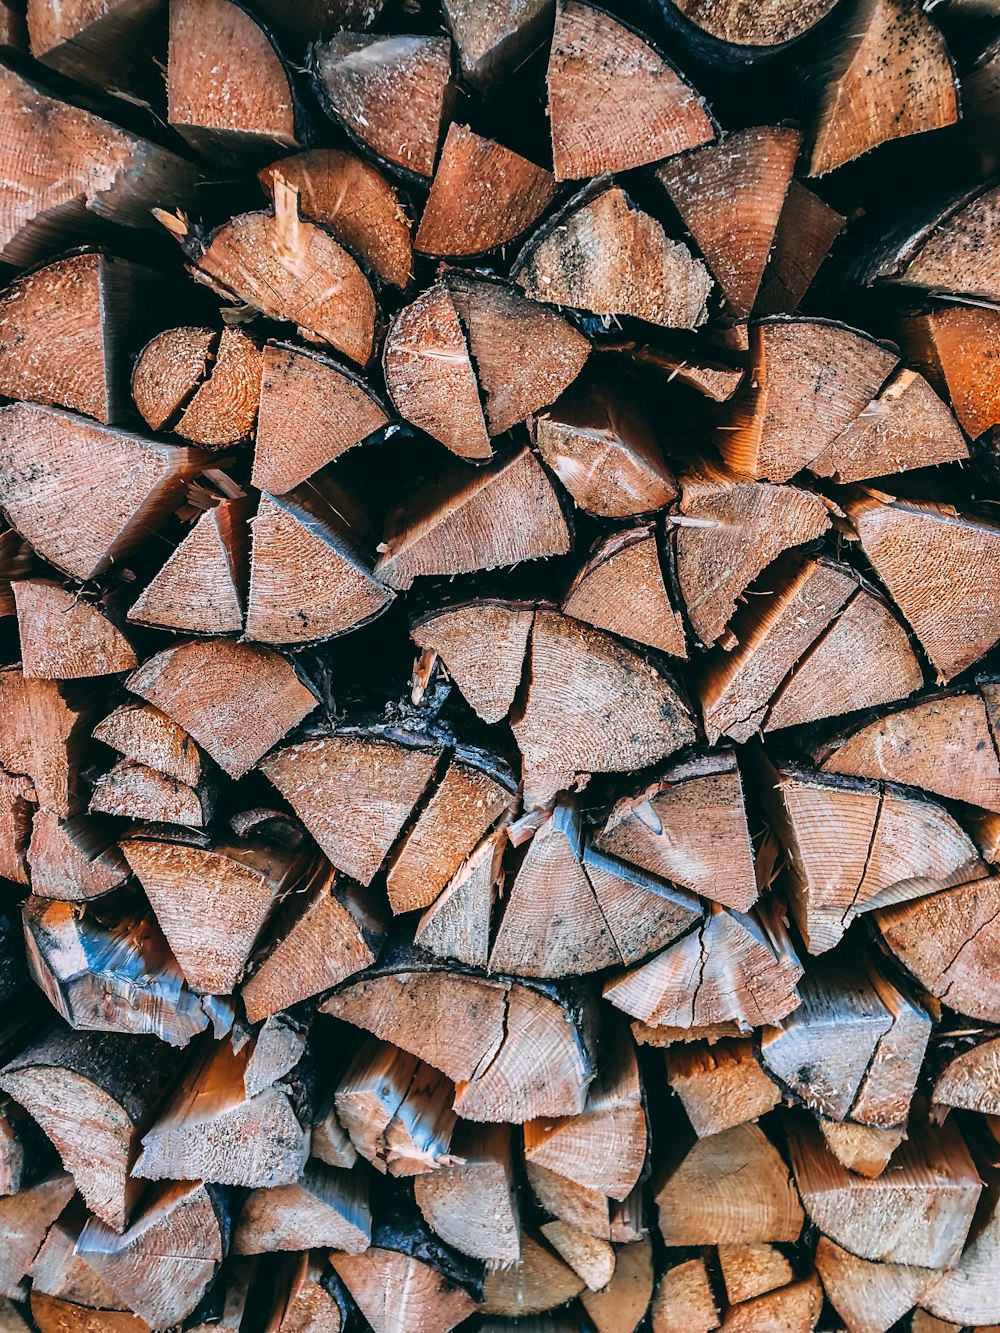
[[414, 828, 505, 968], [922, 1162, 1000, 1327], [720, 319, 898, 482], [15, 579, 137, 679], [757, 180, 846, 315], [93, 703, 203, 787], [539, 1218, 614, 1290], [788, 1114, 981, 1267], [0, 772, 32, 887], [322, 960, 597, 1121], [815, 1235, 933, 1333], [674, 464, 831, 647], [414, 1122, 520, 1264], [75, 1180, 228, 1329], [655, 1121, 804, 1245], [512, 609, 695, 807], [656, 127, 800, 317], [665, 1038, 781, 1136], [547, 0, 714, 180], [311, 33, 452, 181], [0, 1172, 74, 1301], [934, 1036, 1000, 1117], [514, 184, 713, 329], [0, 63, 196, 268], [375, 448, 572, 591], [563, 527, 686, 657], [900, 305, 1000, 438], [121, 837, 305, 994], [168, 0, 298, 166], [583, 844, 703, 966], [127, 638, 318, 778], [234, 1161, 371, 1254], [582, 1237, 653, 1333], [0, 403, 206, 581], [651, 1256, 718, 1333], [807, 0, 959, 176], [864, 184, 1000, 303], [260, 150, 412, 289], [0, 1025, 183, 1230], [596, 750, 758, 911], [253, 342, 391, 495], [718, 1243, 794, 1305], [411, 601, 534, 724], [845, 492, 1000, 681], [331, 1246, 476, 1333]]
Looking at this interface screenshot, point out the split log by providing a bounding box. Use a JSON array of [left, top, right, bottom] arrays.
[[253, 341, 391, 495], [921, 1159, 1000, 1327], [0, 772, 32, 887], [0, 402, 206, 581], [719, 1273, 823, 1333], [413, 1122, 520, 1265], [14, 579, 136, 680], [655, 1121, 804, 1245], [815, 1235, 934, 1333], [547, 0, 714, 180], [414, 827, 505, 968], [0, 529, 33, 618], [132, 326, 262, 447], [89, 759, 215, 826], [26, 0, 164, 98], [900, 305, 1000, 439], [442, 0, 552, 89], [309, 1092, 358, 1168], [663, 0, 839, 51], [0, 1025, 183, 1230], [513, 184, 713, 329], [651, 1256, 718, 1333], [665, 1038, 781, 1136], [0, 1097, 29, 1197], [310, 33, 452, 181], [127, 637, 317, 778], [718, 1244, 793, 1305], [29, 1205, 150, 1333], [234, 1161, 370, 1254], [478, 1231, 584, 1316], [581, 1237, 653, 1333], [265, 1252, 347, 1333], [0, 668, 88, 817], [818, 1119, 906, 1178], [756, 180, 846, 315], [410, 600, 534, 724], [539, 1218, 614, 1290], [0, 1172, 74, 1300], [92, 703, 204, 787], [242, 1014, 308, 1100], [188, 1258, 257, 1333], [27, 809, 131, 903], [934, 1035, 1000, 1117], [525, 1163, 642, 1240], [562, 526, 686, 657]]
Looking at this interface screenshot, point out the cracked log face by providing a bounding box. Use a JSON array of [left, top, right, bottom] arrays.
[[1, 0, 999, 1329]]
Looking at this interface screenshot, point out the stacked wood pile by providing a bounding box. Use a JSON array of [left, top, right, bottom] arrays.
[[2, 0, 1000, 1330]]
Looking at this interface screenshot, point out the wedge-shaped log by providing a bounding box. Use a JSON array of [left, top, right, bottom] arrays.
[[582, 1237, 653, 1333], [92, 703, 203, 787], [665, 1039, 781, 1137], [27, 0, 166, 97], [651, 1256, 718, 1333], [414, 1122, 520, 1265], [234, 1161, 370, 1255], [89, 759, 214, 827], [901, 304, 1000, 438], [720, 1273, 823, 1333], [815, 1235, 935, 1333], [718, 1243, 794, 1305], [14, 579, 136, 680], [757, 180, 846, 315], [411, 600, 534, 724], [0, 669, 88, 818], [563, 526, 687, 657], [264, 1252, 347, 1333], [0, 1172, 74, 1301], [29, 1205, 150, 1333], [132, 326, 262, 448], [414, 828, 505, 969], [934, 1035, 1000, 1117], [479, 1231, 583, 1316], [922, 1159, 1000, 1327]]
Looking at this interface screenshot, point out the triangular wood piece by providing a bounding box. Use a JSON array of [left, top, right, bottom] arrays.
[[479, 1231, 584, 1315], [0, 1173, 75, 1302], [718, 1244, 794, 1305], [234, 1161, 371, 1255], [0, 667, 87, 817], [651, 1257, 718, 1333], [815, 1236, 933, 1333], [818, 1119, 906, 1180], [92, 701, 204, 787], [14, 579, 136, 679], [414, 1121, 520, 1264], [332, 1247, 476, 1333], [663, 1037, 781, 1137], [563, 528, 686, 656], [414, 828, 505, 968], [547, 0, 714, 180], [900, 304, 1000, 438], [757, 179, 846, 315], [442, 0, 551, 89], [28, 809, 130, 902], [934, 1035, 1000, 1117], [583, 845, 701, 967], [411, 600, 535, 724], [656, 126, 800, 317]]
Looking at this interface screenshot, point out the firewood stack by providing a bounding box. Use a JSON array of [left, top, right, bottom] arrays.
[[1, 0, 1000, 1330]]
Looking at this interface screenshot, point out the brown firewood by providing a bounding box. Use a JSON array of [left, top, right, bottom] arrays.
[[512, 609, 695, 808], [526, 1161, 643, 1240], [673, 463, 831, 647], [14, 579, 136, 680], [806, 0, 958, 176], [479, 1231, 585, 1315], [580, 1237, 653, 1333], [265, 1252, 347, 1333], [604, 902, 803, 1031], [187, 1257, 257, 1333], [413, 1122, 520, 1265], [127, 637, 317, 778], [921, 1159, 1000, 1327], [75, 1180, 228, 1329], [260, 150, 411, 289], [719, 1273, 823, 1333], [410, 600, 534, 724], [846, 492, 1000, 681], [617, 341, 744, 401], [0, 63, 196, 268], [375, 449, 572, 589], [718, 1244, 794, 1305], [322, 958, 598, 1121], [539, 1218, 614, 1290], [311, 33, 452, 181], [23, 897, 230, 1046], [815, 1235, 934, 1333], [416, 124, 555, 257], [756, 180, 846, 316], [669, 0, 838, 47], [441, 0, 550, 88], [89, 759, 214, 826], [656, 1121, 804, 1245], [0, 1172, 74, 1300], [0, 772, 32, 887], [814, 686, 1000, 814], [788, 1114, 981, 1267], [309, 1089, 357, 1169], [656, 127, 799, 318], [532, 367, 678, 519], [26, 0, 162, 98], [253, 342, 391, 495], [0, 251, 170, 424], [513, 184, 713, 329], [234, 1161, 370, 1255], [972, 809, 1000, 865], [596, 749, 757, 911], [164, 192, 376, 366], [650, 1257, 719, 1333], [720, 318, 898, 482], [27, 809, 130, 903], [876, 874, 1000, 1021], [30, 1207, 150, 1333], [665, 1038, 781, 1136], [818, 1119, 906, 1178], [92, 702, 203, 787], [132, 326, 262, 447], [910, 1313, 961, 1333], [0, 528, 33, 618], [562, 526, 687, 657], [414, 827, 505, 968], [934, 1035, 1000, 1117], [547, 0, 714, 180], [332, 1246, 476, 1333], [0, 402, 206, 581], [121, 836, 306, 994], [0, 1025, 183, 1230], [0, 1097, 28, 1196], [900, 305, 1000, 439], [241, 1014, 308, 1101], [0, 668, 89, 818], [761, 761, 984, 954], [168, 0, 297, 167]]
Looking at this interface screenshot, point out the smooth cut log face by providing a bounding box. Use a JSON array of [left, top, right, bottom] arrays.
[[127, 638, 318, 778], [512, 609, 695, 808], [815, 1235, 933, 1333], [411, 601, 534, 724], [563, 527, 687, 657], [413, 1122, 520, 1265], [665, 1038, 781, 1137], [656, 1122, 804, 1246], [479, 1231, 584, 1316], [254, 342, 391, 495], [902, 305, 1000, 439], [15, 579, 136, 679], [656, 127, 800, 318], [0, 403, 205, 581], [818, 1119, 905, 1179], [514, 185, 713, 329], [547, 0, 714, 180], [234, 1161, 371, 1255], [807, 0, 959, 176], [788, 1115, 981, 1268], [416, 124, 555, 257], [0, 1172, 75, 1301], [934, 1036, 1000, 1116], [93, 702, 203, 787], [131, 325, 213, 432], [332, 1247, 476, 1333], [582, 1237, 653, 1333], [311, 33, 452, 180], [375, 448, 572, 591], [168, 0, 297, 165], [261, 150, 412, 288], [651, 1257, 718, 1333], [133, 326, 262, 448]]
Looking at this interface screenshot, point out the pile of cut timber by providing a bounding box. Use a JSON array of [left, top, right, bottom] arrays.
[[2, 0, 1000, 1331]]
